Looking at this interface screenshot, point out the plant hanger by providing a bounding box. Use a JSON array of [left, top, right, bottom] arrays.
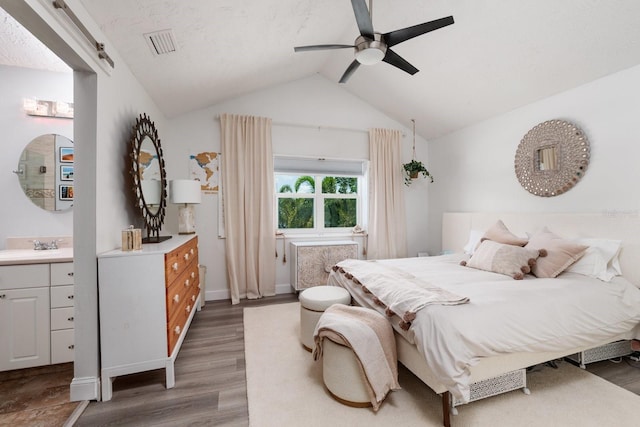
[[403, 119, 434, 186]]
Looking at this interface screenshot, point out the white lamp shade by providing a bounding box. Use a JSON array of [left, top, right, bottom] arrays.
[[170, 179, 201, 204], [141, 179, 162, 205]]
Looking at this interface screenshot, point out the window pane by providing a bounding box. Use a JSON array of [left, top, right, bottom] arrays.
[[276, 174, 315, 194], [278, 198, 314, 229], [321, 176, 357, 194], [324, 199, 357, 228]]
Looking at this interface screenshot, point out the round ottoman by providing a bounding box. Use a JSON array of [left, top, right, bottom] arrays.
[[299, 286, 351, 351], [322, 339, 371, 407]]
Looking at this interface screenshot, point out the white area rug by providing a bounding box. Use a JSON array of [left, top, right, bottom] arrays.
[[245, 302, 640, 426]]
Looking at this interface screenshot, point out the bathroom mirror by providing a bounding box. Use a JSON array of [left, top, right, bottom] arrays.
[[514, 119, 590, 197], [130, 113, 169, 243], [15, 133, 74, 211]]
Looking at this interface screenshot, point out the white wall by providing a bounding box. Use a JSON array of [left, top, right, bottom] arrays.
[[427, 64, 640, 256], [165, 74, 433, 300], [0, 64, 73, 249], [2, 0, 167, 401]]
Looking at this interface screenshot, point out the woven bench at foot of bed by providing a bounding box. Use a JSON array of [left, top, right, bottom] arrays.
[[322, 338, 371, 407]]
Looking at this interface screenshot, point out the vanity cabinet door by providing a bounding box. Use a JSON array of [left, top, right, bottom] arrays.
[[0, 287, 50, 371]]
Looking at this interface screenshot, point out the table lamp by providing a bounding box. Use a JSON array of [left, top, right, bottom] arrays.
[[169, 179, 202, 234]]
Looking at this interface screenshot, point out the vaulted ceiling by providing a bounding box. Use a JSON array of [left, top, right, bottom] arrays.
[[3, 1, 640, 139]]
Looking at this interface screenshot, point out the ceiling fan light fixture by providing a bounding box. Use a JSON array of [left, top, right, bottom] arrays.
[[354, 34, 386, 65]]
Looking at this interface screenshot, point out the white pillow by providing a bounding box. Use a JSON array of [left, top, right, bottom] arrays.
[[463, 229, 484, 255], [565, 238, 622, 281]]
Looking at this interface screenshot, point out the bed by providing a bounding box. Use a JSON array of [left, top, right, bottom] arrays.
[[327, 212, 640, 426]]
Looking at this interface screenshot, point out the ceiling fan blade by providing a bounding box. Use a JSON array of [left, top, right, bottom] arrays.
[[294, 44, 354, 52], [382, 49, 419, 75], [339, 60, 361, 83], [351, 0, 374, 38], [383, 16, 454, 47]]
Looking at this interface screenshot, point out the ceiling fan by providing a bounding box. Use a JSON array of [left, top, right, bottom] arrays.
[[294, 0, 454, 83]]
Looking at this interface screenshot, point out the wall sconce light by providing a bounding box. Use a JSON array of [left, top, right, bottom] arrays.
[[169, 179, 202, 234], [23, 98, 74, 119]]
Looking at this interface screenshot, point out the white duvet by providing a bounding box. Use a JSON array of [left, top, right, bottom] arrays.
[[327, 254, 640, 402]]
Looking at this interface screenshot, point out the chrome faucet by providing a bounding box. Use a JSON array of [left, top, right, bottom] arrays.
[[31, 239, 61, 250]]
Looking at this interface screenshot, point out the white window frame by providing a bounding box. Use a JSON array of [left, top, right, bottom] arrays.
[[274, 156, 368, 235]]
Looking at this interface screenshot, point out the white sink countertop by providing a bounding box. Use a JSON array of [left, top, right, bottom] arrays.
[[0, 248, 73, 265]]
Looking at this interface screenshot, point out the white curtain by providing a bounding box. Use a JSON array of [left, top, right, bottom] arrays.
[[367, 128, 407, 259], [220, 114, 276, 304]]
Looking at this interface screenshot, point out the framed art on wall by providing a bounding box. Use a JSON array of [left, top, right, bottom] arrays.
[[60, 165, 74, 181], [59, 147, 74, 163], [59, 185, 74, 200]]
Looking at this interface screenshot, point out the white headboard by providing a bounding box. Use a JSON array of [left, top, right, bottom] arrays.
[[442, 212, 640, 286]]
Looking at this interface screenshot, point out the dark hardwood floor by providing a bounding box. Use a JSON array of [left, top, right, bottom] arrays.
[[3, 293, 640, 426]]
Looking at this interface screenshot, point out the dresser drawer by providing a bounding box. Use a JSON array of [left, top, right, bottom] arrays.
[[51, 262, 74, 286], [51, 285, 74, 308], [51, 307, 75, 330], [51, 329, 74, 364], [164, 238, 198, 286]]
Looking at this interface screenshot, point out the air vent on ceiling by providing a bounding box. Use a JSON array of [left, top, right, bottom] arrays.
[[144, 29, 176, 56]]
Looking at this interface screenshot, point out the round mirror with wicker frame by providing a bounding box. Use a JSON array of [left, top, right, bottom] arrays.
[[514, 119, 590, 197]]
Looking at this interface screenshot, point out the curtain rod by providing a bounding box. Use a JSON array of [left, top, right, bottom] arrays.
[[214, 116, 405, 136], [53, 0, 114, 68]]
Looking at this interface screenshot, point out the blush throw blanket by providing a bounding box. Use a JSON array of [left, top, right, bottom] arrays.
[[313, 304, 401, 411]]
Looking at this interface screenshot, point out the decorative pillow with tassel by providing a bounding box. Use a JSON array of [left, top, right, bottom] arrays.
[[461, 240, 547, 280]]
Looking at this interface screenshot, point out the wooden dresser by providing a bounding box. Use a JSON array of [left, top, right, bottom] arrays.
[[98, 235, 200, 401]]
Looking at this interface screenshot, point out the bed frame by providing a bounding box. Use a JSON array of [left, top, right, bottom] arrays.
[[396, 212, 640, 427]]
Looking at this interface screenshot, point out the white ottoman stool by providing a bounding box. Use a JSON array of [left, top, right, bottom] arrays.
[[322, 338, 371, 407], [299, 286, 351, 351]]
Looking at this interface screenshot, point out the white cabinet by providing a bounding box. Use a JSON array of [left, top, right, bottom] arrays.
[[98, 235, 200, 401], [50, 262, 75, 364], [0, 264, 51, 371], [0, 261, 74, 372], [290, 241, 359, 291]]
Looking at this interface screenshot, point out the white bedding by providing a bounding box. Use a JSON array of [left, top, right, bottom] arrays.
[[327, 254, 640, 403]]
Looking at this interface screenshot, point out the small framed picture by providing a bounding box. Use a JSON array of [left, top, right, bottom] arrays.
[[59, 147, 74, 163], [59, 185, 74, 200], [60, 165, 74, 181]]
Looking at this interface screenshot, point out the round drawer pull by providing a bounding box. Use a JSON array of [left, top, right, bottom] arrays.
[[68, 345, 75, 350], [191, 295, 196, 302], [197, 283, 201, 289], [172, 262, 179, 271], [186, 305, 191, 313], [68, 316, 74, 322], [174, 325, 181, 335], [190, 248, 194, 255], [184, 279, 190, 287], [67, 272, 74, 277], [190, 271, 196, 279], [184, 253, 189, 261], [67, 295, 74, 300], [173, 294, 180, 303]]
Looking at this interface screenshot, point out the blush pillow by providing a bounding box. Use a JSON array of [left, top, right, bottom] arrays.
[[461, 240, 544, 280], [525, 228, 588, 278], [481, 220, 528, 247]]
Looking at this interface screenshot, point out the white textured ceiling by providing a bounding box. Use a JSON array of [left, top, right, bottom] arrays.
[[3, 1, 640, 139]]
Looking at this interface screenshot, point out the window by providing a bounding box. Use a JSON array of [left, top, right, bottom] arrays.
[[274, 157, 367, 233]]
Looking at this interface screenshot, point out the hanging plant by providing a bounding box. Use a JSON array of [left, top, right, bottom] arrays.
[[403, 159, 433, 185], [403, 119, 434, 186]]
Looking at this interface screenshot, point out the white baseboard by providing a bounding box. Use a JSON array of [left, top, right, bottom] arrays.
[[205, 284, 293, 302], [70, 376, 100, 401]]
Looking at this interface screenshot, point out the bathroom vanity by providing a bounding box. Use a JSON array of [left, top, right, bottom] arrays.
[[0, 245, 74, 372]]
